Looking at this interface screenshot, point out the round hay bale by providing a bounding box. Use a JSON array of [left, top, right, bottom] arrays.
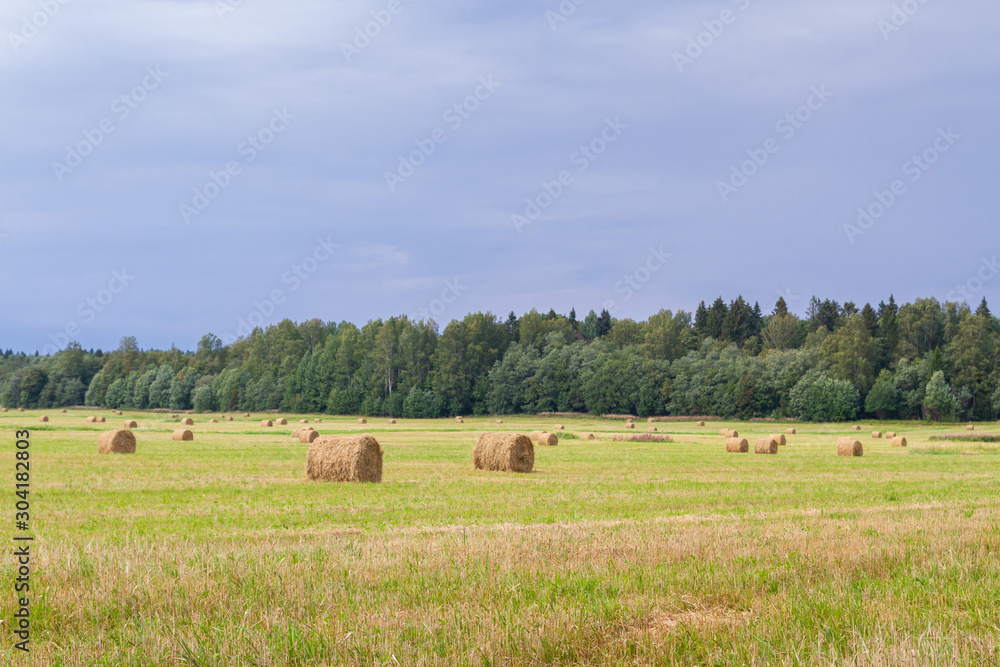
[[300, 419, 309, 424], [554, 424, 565, 430], [98, 417, 106, 423], [536, 432, 558, 447], [770, 433, 787, 446], [886, 431, 896, 438], [838, 439, 863, 457], [61, 409, 67, 413], [584, 433, 595, 441], [891, 436, 908, 448], [226, 416, 233, 422], [625, 418, 634, 424], [967, 424, 975, 431], [85, 416, 97, 423], [299, 429, 320, 444], [181, 418, 194, 426], [276, 418, 288, 426], [872, 431, 883, 439], [473, 433, 534, 473], [456, 417, 464, 424], [18, 408, 25, 412], [210, 419, 218, 424], [38, 416, 49, 423], [388, 419, 396, 424], [1, 408, 7, 412], [852, 425, 862, 431], [307, 435, 383, 483], [97, 430, 136, 454], [170, 414, 179, 419], [647, 427, 657, 433], [496, 420, 504, 424], [648, 417, 655, 423], [171, 429, 194, 442], [697, 421, 705, 426], [754, 437, 778, 455], [358, 418, 367, 425], [261, 420, 273, 427], [726, 438, 749, 453], [786, 428, 797, 435], [625, 423, 635, 430], [243, 413, 251, 418], [124, 420, 138, 429], [314, 418, 322, 423], [719, 428, 729, 436]]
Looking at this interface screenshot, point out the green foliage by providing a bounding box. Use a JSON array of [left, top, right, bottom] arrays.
[[923, 371, 959, 421], [789, 370, 859, 422], [865, 370, 899, 419]]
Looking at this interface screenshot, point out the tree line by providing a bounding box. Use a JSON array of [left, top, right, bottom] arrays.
[[2, 294, 999, 421]]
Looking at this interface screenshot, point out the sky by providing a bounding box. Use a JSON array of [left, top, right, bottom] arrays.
[[1, 0, 998, 354]]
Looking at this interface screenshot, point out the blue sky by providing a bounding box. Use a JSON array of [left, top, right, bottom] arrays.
[[1, 0, 997, 353]]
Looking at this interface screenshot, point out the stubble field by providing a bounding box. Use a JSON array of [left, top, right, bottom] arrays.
[[2, 410, 999, 666]]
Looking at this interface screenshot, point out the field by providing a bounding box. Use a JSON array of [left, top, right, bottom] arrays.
[[2, 411, 1000, 666]]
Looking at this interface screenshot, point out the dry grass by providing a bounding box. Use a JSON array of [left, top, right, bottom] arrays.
[[97, 429, 136, 454], [306, 435, 383, 483]]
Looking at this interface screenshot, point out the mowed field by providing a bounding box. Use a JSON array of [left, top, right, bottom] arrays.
[[2, 411, 1000, 666]]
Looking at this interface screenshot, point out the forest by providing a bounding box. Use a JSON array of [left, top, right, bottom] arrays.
[[2, 295, 999, 421]]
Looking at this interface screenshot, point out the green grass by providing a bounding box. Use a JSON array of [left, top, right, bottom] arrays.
[[2, 410, 1000, 665]]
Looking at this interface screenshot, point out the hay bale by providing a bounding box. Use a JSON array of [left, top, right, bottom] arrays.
[[388, 419, 396, 424], [358, 418, 367, 425], [307, 435, 383, 482], [170, 414, 179, 419], [124, 420, 138, 429], [647, 427, 657, 433], [786, 428, 797, 435], [770, 433, 787, 446], [314, 419, 322, 423], [697, 421, 705, 426], [98, 417, 106, 423], [210, 419, 218, 424], [181, 418, 194, 426], [456, 417, 464, 423], [61, 409, 67, 413], [261, 420, 273, 427], [554, 424, 565, 430], [967, 424, 975, 431], [18, 408, 24, 412], [226, 416, 233, 422], [726, 438, 749, 453], [648, 417, 655, 423], [852, 425, 862, 431], [872, 431, 883, 439], [1, 408, 7, 412], [300, 419, 309, 424], [299, 429, 320, 444], [171, 429, 193, 441], [97, 430, 136, 454], [539, 432, 558, 446], [838, 439, 863, 457], [473, 433, 534, 473], [891, 436, 907, 448], [886, 431, 896, 438], [625, 422, 635, 430], [85, 416, 97, 423], [38, 416, 49, 423], [754, 437, 778, 455], [496, 420, 504, 424], [584, 433, 595, 441], [719, 428, 729, 436], [277, 418, 288, 426], [243, 413, 251, 418]]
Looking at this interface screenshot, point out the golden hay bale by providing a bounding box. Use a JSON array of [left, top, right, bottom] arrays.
[[243, 413, 251, 418], [307, 435, 383, 483], [754, 437, 778, 455], [226, 416, 233, 422], [852, 425, 862, 431], [98, 417, 106, 423], [314, 418, 322, 423], [18, 408, 25, 412], [584, 433, 595, 441], [786, 428, 797, 435], [97, 430, 136, 454], [872, 431, 883, 439], [625, 423, 635, 430], [300, 419, 309, 424], [181, 418, 194, 426], [537, 432, 558, 447], [770, 433, 787, 446], [85, 416, 97, 423], [277, 418, 288, 426], [473, 433, 534, 473], [719, 428, 729, 436], [261, 420, 273, 427], [891, 436, 907, 448], [625, 418, 634, 424], [1, 408, 7, 412], [124, 420, 138, 429], [530, 430, 544, 441], [496, 420, 504, 424], [210, 419, 218, 424], [172, 429, 193, 442], [39, 416, 49, 423], [967, 425, 975, 431], [838, 439, 863, 457], [885, 431, 896, 438], [648, 417, 655, 423], [358, 418, 367, 425], [299, 429, 320, 444], [647, 427, 658, 432], [61, 409, 67, 413], [388, 419, 396, 424], [554, 424, 565, 430], [697, 421, 706, 426], [726, 438, 749, 453], [170, 414, 179, 419], [456, 417, 465, 424]]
